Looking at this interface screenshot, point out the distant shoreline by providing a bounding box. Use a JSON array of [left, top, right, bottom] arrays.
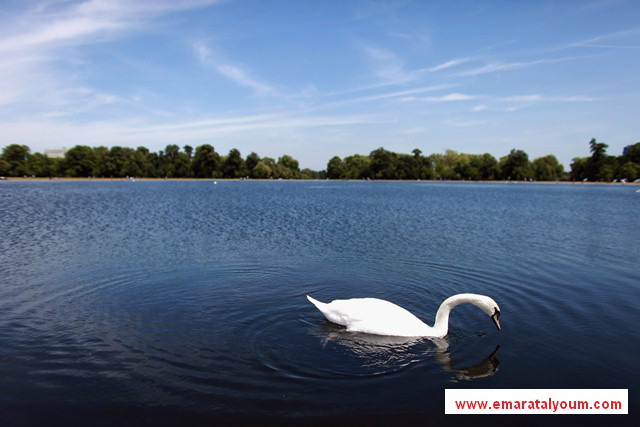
[[2, 177, 639, 185]]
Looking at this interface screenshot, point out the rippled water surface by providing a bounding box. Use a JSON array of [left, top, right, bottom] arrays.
[[1, 181, 639, 424]]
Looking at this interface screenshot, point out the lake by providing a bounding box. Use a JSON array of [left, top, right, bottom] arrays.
[[1, 181, 638, 425]]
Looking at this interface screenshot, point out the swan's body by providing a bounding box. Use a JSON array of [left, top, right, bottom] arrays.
[[306, 293, 500, 338]]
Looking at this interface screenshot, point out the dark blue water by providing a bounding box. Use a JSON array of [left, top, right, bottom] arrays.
[[1, 182, 638, 425]]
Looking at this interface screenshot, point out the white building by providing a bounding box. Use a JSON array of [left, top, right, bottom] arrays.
[[44, 148, 67, 158]]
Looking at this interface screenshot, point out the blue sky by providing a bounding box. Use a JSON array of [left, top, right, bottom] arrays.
[[1, 0, 639, 170]]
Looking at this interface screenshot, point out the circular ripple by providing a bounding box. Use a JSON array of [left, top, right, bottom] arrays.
[[244, 306, 438, 380]]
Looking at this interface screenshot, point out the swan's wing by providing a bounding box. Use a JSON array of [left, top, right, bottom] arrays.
[[309, 297, 430, 336]]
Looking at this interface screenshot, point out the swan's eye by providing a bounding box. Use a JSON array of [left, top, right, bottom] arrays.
[[493, 308, 500, 318]]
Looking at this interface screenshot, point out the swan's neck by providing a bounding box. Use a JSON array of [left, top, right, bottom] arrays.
[[431, 294, 487, 337]]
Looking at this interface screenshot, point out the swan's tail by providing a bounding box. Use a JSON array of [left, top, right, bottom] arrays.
[[307, 295, 345, 327], [306, 295, 326, 310]]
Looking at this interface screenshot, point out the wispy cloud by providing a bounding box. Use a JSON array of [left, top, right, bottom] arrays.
[[353, 85, 456, 102], [422, 93, 477, 102], [402, 93, 477, 103], [557, 28, 640, 50], [403, 126, 427, 134], [423, 57, 472, 72], [455, 59, 557, 77], [499, 94, 544, 102], [444, 119, 486, 127], [453, 54, 592, 77], [361, 43, 414, 84], [192, 40, 275, 95], [309, 84, 456, 112], [467, 93, 600, 113], [0, 0, 220, 53], [498, 94, 598, 102], [0, 112, 383, 152], [0, 0, 220, 112]]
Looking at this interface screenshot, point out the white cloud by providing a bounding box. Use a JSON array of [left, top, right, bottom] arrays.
[[444, 119, 486, 127], [403, 126, 427, 134], [423, 57, 472, 72], [0, 112, 382, 154], [0, 0, 221, 113], [361, 43, 414, 84], [500, 94, 544, 102], [192, 40, 275, 95], [455, 59, 550, 76], [416, 93, 477, 102], [354, 85, 456, 102], [498, 94, 598, 103], [454, 56, 586, 77], [0, 18, 121, 53], [0, 1, 220, 53], [558, 27, 640, 50], [434, 93, 476, 101], [465, 93, 600, 113]]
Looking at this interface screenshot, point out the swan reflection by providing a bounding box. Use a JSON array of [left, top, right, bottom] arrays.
[[310, 322, 500, 381]]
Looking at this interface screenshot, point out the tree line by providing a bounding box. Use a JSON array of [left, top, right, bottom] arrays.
[[1, 139, 638, 181], [570, 139, 640, 182], [0, 144, 321, 179], [327, 148, 564, 181], [328, 139, 639, 181]]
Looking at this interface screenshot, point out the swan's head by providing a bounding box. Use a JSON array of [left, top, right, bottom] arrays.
[[475, 295, 501, 331]]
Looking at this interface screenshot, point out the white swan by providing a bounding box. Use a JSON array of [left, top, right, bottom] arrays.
[[306, 293, 501, 338]]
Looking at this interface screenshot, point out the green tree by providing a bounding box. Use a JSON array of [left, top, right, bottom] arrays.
[[411, 148, 425, 179], [453, 153, 477, 180], [183, 145, 193, 160], [261, 157, 278, 177], [135, 146, 156, 177], [246, 152, 260, 176], [192, 144, 221, 178], [0, 158, 10, 176], [161, 144, 191, 177], [533, 155, 564, 181], [107, 146, 140, 177], [618, 161, 639, 181], [253, 160, 272, 179], [369, 148, 397, 179], [570, 157, 589, 181], [413, 150, 433, 179], [396, 154, 416, 179], [93, 146, 110, 177], [1, 144, 31, 176], [622, 143, 640, 164], [177, 146, 192, 177], [344, 154, 371, 179], [499, 149, 533, 180], [300, 168, 319, 179], [64, 145, 97, 177], [277, 155, 300, 179], [478, 153, 498, 180], [28, 153, 56, 177], [252, 161, 272, 178], [222, 148, 246, 178], [327, 156, 347, 179], [432, 150, 462, 180], [599, 164, 615, 181], [587, 138, 608, 181], [589, 138, 608, 160]]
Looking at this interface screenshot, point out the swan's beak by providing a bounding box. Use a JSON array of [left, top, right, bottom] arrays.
[[491, 309, 501, 331]]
